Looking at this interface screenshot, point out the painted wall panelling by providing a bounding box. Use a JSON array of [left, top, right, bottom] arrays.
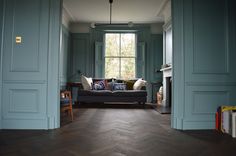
[[163, 21, 172, 65], [95, 42, 104, 78], [70, 33, 91, 81], [136, 42, 146, 79], [0, 0, 5, 129], [2, 0, 49, 129], [172, 0, 236, 130], [150, 34, 163, 102], [3, 0, 49, 81], [150, 34, 163, 82], [90, 29, 105, 77], [1, 0, 62, 129], [60, 25, 70, 88], [2, 83, 47, 129], [136, 28, 163, 102], [47, 0, 62, 129]]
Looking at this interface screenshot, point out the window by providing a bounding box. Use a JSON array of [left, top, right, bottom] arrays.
[[105, 33, 136, 79]]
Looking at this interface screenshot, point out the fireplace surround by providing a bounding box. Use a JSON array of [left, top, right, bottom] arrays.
[[160, 66, 172, 107]]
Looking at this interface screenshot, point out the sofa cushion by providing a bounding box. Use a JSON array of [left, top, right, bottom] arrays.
[[113, 83, 126, 90], [133, 79, 147, 90], [81, 75, 93, 90], [93, 80, 106, 90], [124, 80, 137, 90]]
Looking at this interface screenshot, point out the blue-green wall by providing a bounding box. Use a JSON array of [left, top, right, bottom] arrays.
[[0, 0, 62, 129], [60, 25, 71, 88], [69, 25, 163, 102], [172, 0, 236, 129], [0, 0, 4, 129], [150, 34, 163, 82], [70, 33, 91, 81]]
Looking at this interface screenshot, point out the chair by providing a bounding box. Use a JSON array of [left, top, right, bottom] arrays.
[[60, 90, 73, 121]]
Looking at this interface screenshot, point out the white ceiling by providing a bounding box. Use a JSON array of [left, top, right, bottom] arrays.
[[63, 0, 168, 24]]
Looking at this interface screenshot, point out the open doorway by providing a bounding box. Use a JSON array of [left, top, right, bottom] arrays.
[[60, 0, 173, 126]]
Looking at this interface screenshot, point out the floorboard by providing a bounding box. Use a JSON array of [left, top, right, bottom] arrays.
[[1, 106, 236, 156]]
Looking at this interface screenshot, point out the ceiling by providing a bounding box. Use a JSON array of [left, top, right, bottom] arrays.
[[63, 0, 168, 24]]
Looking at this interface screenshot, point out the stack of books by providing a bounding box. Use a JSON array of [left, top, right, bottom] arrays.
[[216, 106, 236, 138]]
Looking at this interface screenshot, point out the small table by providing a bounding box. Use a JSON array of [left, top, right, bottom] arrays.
[[66, 82, 83, 105]]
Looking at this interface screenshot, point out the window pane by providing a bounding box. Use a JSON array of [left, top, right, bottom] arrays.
[[121, 58, 135, 79], [105, 58, 120, 78], [121, 33, 135, 57], [105, 33, 120, 56]]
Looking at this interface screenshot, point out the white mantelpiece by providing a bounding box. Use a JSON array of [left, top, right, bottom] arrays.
[[160, 67, 172, 107], [161, 19, 172, 108]]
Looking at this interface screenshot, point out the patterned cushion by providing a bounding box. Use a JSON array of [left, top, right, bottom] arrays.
[[113, 83, 126, 90], [93, 80, 106, 90], [60, 98, 70, 105]]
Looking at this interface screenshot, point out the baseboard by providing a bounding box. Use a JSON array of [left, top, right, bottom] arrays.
[[2, 119, 48, 129], [182, 120, 215, 130]]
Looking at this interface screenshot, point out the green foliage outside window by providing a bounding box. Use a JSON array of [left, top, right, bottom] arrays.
[[105, 33, 136, 79]]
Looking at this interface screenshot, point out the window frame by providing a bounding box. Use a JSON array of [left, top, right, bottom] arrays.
[[104, 32, 137, 79]]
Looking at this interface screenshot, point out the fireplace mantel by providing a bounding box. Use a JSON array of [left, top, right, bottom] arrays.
[[160, 67, 172, 77]]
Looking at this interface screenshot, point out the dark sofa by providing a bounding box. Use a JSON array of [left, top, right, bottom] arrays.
[[77, 78, 147, 105]]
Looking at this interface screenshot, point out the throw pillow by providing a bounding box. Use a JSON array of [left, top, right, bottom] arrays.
[[124, 80, 136, 90], [93, 80, 106, 90], [113, 83, 126, 90], [107, 82, 114, 91], [133, 79, 147, 90], [81, 75, 93, 90]]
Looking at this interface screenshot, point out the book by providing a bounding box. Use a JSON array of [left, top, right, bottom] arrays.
[[216, 106, 236, 138], [222, 110, 230, 133], [216, 106, 222, 131], [232, 112, 236, 138], [215, 111, 219, 130], [221, 106, 236, 112]]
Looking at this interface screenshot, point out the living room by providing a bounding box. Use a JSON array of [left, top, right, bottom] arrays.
[[60, 0, 168, 106], [0, 0, 236, 155]]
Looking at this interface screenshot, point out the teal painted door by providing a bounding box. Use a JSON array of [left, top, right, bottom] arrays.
[[1, 0, 61, 129], [172, 0, 236, 129]]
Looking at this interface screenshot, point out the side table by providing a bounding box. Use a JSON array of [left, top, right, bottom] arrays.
[[66, 82, 83, 105]]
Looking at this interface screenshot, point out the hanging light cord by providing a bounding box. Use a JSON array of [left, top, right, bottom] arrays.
[[91, 0, 133, 28], [109, 0, 113, 24]]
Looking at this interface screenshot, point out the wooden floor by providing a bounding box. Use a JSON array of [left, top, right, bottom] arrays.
[[1, 105, 236, 156]]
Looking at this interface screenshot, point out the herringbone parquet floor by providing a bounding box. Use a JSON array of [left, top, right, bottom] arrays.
[[1, 106, 236, 156]]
